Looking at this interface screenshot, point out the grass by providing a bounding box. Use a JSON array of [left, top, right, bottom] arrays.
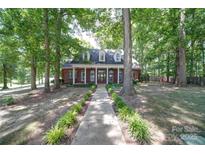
[[128, 117, 150, 143], [0, 96, 14, 105], [45, 127, 65, 145], [44, 85, 97, 144], [107, 85, 150, 144], [132, 82, 205, 144]]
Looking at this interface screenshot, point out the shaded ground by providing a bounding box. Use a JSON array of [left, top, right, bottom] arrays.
[[0, 84, 43, 97], [117, 82, 205, 144], [0, 86, 88, 144]]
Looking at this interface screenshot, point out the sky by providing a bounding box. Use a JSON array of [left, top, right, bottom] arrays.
[[69, 19, 100, 49]]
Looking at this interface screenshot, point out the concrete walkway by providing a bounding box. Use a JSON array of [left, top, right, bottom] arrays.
[[71, 86, 125, 145]]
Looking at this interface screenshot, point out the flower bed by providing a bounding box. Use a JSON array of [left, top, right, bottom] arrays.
[[106, 84, 150, 144], [44, 85, 96, 144]]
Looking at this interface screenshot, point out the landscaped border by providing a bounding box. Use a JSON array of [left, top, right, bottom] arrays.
[[106, 84, 150, 144], [44, 85, 97, 144]]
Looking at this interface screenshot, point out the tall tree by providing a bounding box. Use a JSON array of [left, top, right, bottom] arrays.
[[120, 8, 136, 96], [175, 8, 187, 86], [44, 9, 50, 92], [54, 9, 64, 89]]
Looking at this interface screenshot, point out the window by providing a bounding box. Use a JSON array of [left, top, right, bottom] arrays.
[[90, 70, 95, 82], [119, 69, 123, 83], [83, 52, 90, 61], [108, 70, 114, 83], [114, 52, 121, 62], [68, 70, 73, 79], [116, 53, 121, 62], [99, 51, 105, 62], [80, 71, 84, 82]]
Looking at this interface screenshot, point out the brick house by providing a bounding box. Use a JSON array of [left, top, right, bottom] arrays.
[[62, 49, 141, 84]]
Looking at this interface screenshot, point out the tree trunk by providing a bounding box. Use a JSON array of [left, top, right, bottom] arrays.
[[120, 8, 136, 96], [31, 55, 37, 90], [54, 9, 64, 89], [202, 41, 205, 77], [175, 48, 179, 85], [2, 64, 8, 89], [166, 53, 170, 82], [44, 9, 50, 92], [176, 8, 187, 86], [189, 40, 194, 77]]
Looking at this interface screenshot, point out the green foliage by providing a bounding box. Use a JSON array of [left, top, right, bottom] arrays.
[[44, 88, 94, 144], [56, 112, 77, 128], [128, 117, 150, 143], [45, 127, 64, 145], [107, 87, 150, 143], [0, 96, 14, 105], [118, 107, 135, 121], [108, 87, 114, 94], [71, 103, 83, 114], [79, 99, 86, 106], [83, 91, 92, 101], [90, 85, 97, 92]]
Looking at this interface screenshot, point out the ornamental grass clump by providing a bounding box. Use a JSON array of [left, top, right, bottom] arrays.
[[90, 85, 97, 92], [107, 87, 150, 144], [44, 89, 94, 144], [108, 87, 114, 94], [56, 111, 77, 128], [45, 127, 64, 145], [118, 106, 135, 121], [84, 91, 92, 101], [128, 117, 150, 144], [0, 96, 14, 105]]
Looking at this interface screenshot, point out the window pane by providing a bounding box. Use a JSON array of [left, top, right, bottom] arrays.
[[90, 70, 95, 82]]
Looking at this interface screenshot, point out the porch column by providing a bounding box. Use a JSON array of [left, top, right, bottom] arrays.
[[106, 67, 109, 84], [84, 67, 86, 84], [72, 67, 75, 84], [95, 67, 97, 85], [117, 67, 120, 84]]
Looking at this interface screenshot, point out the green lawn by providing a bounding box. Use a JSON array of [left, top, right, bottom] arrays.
[[118, 82, 205, 144]]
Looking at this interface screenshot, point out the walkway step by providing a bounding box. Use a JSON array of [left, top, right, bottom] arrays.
[[71, 86, 125, 145]]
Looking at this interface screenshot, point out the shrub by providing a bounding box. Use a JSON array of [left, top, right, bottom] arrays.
[[115, 99, 126, 110], [0, 96, 14, 105], [72, 103, 83, 113], [107, 87, 150, 144], [111, 92, 118, 100], [108, 88, 114, 94], [83, 91, 92, 101], [79, 99, 86, 106], [118, 107, 135, 121], [128, 117, 150, 143], [90, 85, 96, 91], [56, 112, 76, 128], [133, 80, 138, 85], [45, 127, 64, 144]]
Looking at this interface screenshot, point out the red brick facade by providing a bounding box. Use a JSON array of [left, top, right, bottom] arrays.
[[62, 68, 140, 84]]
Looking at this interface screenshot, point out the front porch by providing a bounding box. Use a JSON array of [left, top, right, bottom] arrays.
[[62, 66, 124, 85]]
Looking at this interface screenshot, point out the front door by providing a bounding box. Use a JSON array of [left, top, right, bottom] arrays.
[[97, 69, 106, 83]]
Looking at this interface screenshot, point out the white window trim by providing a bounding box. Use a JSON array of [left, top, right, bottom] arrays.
[[114, 52, 121, 62], [86, 52, 90, 61], [90, 70, 95, 82], [99, 51, 105, 62], [82, 52, 90, 61]]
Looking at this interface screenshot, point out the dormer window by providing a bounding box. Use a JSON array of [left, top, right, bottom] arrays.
[[114, 52, 121, 62], [83, 52, 90, 61], [99, 51, 105, 62]]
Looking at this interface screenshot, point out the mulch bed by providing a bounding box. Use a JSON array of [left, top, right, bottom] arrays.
[[111, 103, 138, 145], [60, 95, 92, 144]]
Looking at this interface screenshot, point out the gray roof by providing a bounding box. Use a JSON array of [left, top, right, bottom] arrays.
[[63, 49, 140, 69]]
